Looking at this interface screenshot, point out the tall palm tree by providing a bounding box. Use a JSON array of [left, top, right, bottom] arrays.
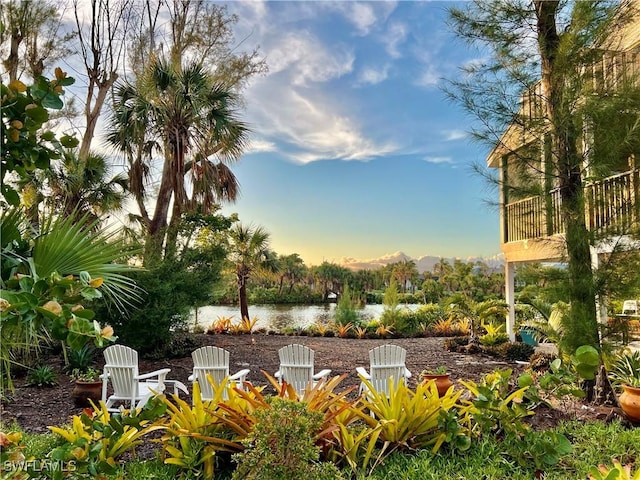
[[108, 58, 248, 265], [227, 224, 271, 321]]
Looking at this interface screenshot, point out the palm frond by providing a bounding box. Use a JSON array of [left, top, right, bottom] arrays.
[[32, 213, 143, 311]]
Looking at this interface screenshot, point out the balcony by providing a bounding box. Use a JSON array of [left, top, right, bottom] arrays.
[[503, 168, 640, 245]]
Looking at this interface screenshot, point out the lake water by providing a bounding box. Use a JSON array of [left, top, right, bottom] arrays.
[[190, 304, 421, 332]]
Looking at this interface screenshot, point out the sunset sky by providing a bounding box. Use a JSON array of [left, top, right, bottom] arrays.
[[209, 1, 500, 266]]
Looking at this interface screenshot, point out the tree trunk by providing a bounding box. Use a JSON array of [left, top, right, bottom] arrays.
[[536, 0, 599, 353], [237, 270, 250, 321], [79, 75, 117, 161]]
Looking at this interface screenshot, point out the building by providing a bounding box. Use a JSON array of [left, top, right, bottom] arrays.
[[487, 1, 640, 339]]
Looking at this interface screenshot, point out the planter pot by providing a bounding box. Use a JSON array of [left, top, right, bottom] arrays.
[[421, 374, 454, 397], [519, 329, 538, 346], [72, 381, 102, 407], [619, 384, 640, 422]]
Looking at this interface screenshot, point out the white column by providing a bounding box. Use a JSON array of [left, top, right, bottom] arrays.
[[590, 246, 608, 324], [505, 261, 516, 341]]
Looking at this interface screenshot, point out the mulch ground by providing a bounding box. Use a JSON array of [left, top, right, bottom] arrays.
[[0, 334, 625, 434]]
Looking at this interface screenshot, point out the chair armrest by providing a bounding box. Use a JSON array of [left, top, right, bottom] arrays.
[[274, 370, 282, 380], [404, 368, 412, 379], [135, 368, 171, 381], [313, 369, 331, 380], [356, 367, 371, 380], [229, 369, 250, 382], [165, 380, 189, 396], [188, 374, 195, 382]]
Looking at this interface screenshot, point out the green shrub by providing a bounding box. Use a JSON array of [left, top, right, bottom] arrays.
[[232, 397, 344, 480], [443, 336, 469, 352], [26, 365, 57, 387], [65, 344, 96, 372], [335, 286, 361, 327], [96, 256, 218, 356], [485, 342, 535, 362]]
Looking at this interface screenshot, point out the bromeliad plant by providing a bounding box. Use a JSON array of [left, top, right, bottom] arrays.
[[48, 400, 165, 479], [156, 379, 266, 479], [359, 377, 470, 454]]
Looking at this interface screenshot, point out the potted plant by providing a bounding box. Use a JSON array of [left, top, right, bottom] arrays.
[[420, 366, 453, 396], [609, 351, 640, 422], [70, 368, 102, 407]]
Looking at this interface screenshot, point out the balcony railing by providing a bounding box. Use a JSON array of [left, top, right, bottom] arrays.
[[503, 169, 639, 244]]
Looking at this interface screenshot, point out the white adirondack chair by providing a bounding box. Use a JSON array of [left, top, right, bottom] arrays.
[[274, 344, 331, 395], [101, 344, 181, 412], [188, 346, 251, 400], [356, 344, 412, 396]]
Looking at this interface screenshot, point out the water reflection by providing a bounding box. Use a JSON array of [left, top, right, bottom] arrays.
[[191, 304, 419, 333]]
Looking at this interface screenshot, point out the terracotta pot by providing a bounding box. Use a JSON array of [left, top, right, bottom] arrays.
[[619, 384, 640, 422], [72, 381, 102, 407], [421, 374, 454, 396]]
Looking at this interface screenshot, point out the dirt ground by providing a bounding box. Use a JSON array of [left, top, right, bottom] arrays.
[[1, 334, 625, 434]]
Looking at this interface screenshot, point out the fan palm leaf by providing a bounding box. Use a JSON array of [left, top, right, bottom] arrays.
[[32, 213, 142, 311]]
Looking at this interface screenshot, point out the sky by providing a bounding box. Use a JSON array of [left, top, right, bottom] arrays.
[[207, 1, 499, 266], [60, 1, 500, 267]]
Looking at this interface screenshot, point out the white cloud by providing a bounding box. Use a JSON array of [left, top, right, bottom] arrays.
[[246, 138, 277, 154], [424, 156, 453, 164], [384, 21, 408, 58], [331, 2, 397, 36], [357, 65, 389, 86], [245, 82, 396, 164], [267, 31, 354, 86], [414, 66, 441, 88], [443, 130, 467, 141]]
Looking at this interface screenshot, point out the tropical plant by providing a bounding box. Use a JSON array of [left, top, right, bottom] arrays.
[[609, 351, 640, 388], [1, 69, 78, 206], [1, 209, 135, 392], [589, 459, 640, 480], [207, 316, 233, 334], [231, 316, 259, 334], [479, 321, 509, 346], [359, 377, 468, 455], [335, 322, 354, 338], [49, 401, 165, 478], [69, 367, 101, 383], [26, 365, 57, 387], [226, 223, 272, 322], [45, 149, 128, 226], [65, 344, 96, 373], [459, 369, 534, 439]]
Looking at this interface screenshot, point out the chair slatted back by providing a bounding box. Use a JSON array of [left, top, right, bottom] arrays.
[[278, 344, 314, 394], [191, 346, 230, 399], [369, 344, 407, 394], [103, 345, 139, 398]]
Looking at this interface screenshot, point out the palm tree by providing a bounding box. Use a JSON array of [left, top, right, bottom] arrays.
[[46, 149, 128, 226], [108, 58, 248, 265], [227, 224, 271, 321], [392, 260, 419, 293], [277, 253, 306, 295]]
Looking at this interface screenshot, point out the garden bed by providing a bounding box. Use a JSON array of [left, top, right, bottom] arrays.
[[0, 334, 626, 434]]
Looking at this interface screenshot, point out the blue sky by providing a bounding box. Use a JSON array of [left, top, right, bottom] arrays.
[[213, 1, 499, 266]]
